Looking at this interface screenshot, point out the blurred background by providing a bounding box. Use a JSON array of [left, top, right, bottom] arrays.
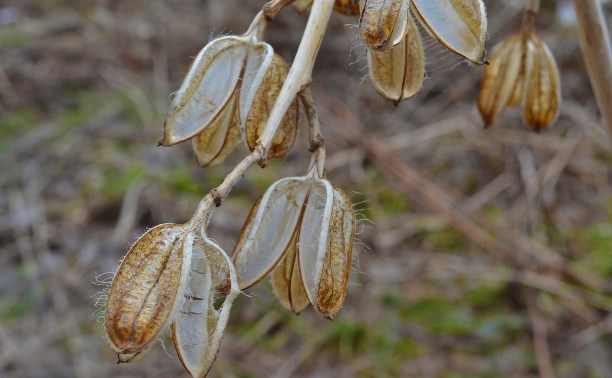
[[1, 0, 611, 377]]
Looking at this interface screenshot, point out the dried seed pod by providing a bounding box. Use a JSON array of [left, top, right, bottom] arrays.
[[271, 231, 311, 314], [522, 34, 561, 131], [243, 54, 298, 159], [477, 34, 524, 126], [368, 11, 425, 102], [359, 0, 409, 50], [172, 233, 240, 378], [334, 0, 360, 16], [191, 96, 242, 167], [299, 185, 355, 319], [410, 0, 487, 64], [232, 174, 355, 319], [292, 0, 313, 13], [161, 35, 273, 146], [104, 224, 190, 363]]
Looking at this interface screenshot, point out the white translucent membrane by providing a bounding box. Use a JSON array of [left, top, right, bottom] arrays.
[[173, 233, 239, 378], [233, 178, 311, 289], [238, 42, 275, 131], [163, 36, 246, 145], [298, 180, 334, 307], [410, 0, 487, 64], [390, 0, 410, 48], [368, 10, 425, 102]]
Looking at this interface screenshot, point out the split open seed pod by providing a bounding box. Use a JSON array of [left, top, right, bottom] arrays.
[[232, 174, 355, 319], [368, 10, 424, 103], [359, 0, 409, 51], [522, 33, 560, 131], [172, 232, 240, 378], [243, 53, 298, 160], [161, 35, 273, 146], [104, 224, 191, 363], [477, 33, 524, 126], [410, 0, 487, 64]]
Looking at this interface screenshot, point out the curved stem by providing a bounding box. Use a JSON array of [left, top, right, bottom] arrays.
[[300, 88, 326, 178]]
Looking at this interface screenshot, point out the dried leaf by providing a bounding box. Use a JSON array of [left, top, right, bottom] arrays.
[[410, 0, 487, 64], [522, 34, 561, 131], [104, 224, 190, 363], [173, 233, 240, 378], [368, 11, 425, 102], [191, 96, 242, 167], [359, 0, 409, 50], [477, 33, 524, 126], [244, 54, 298, 159]]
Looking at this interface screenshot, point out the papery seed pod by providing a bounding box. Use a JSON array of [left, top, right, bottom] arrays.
[[299, 185, 355, 319], [232, 174, 355, 319], [410, 0, 487, 64], [368, 11, 425, 102], [172, 232, 240, 378], [477, 34, 524, 126], [104, 224, 190, 363], [243, 54, 298, 159], [293, 0, 313, 13], [359, 0, 409, 50], [191, 97, 242, 167], [271, 231, 311, 314], [334, 0, 360, 16], [522, 34, 561, 131], [161, 35, 273, 146]]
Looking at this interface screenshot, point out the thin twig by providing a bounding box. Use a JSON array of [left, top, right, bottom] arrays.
[[526, 291, 557, 378], [299, 87, 326, 177], [572, 0, 612, 136]]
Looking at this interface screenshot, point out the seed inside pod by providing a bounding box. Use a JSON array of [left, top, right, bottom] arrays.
[[522, 33, 561, 131], [104, 224, 190, 363], [368, 9, 425, 103], [161, 35, 273, 146], [359, 0, 409, 51], [172, 233, 240, 378], [271, 230, 311, 314], [477, 33, 524, 126], [410, 0, 487, 64], [243, 53, 299, 160]]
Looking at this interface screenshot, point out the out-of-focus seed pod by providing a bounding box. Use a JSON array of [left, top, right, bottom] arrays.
[[104, 224, 190, 363], [232, 173, 355, 319], [172, 233, 240, 378], [334, 0, 360, 15], [243, 54, 298, 159], [161, 35, 273, 146], [293, 0, 313, 13], [191, 97, 242, 167], [368, 12, 424, 102], [359, 0, 409, 50], [477, 34, 524, 126], [522, 34, 561, 131], [410, 0, 487, 64], [271, 232, 311, 314]]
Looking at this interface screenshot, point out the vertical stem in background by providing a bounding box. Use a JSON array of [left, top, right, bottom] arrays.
[[572, 0, 612, 136]]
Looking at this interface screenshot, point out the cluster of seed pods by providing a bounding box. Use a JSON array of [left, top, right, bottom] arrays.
[[102, 0, 562, 376]]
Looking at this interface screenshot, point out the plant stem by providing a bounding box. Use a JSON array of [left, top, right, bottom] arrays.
[[300, 88, 326, 177], [572, 0, 612, 136], [189, 0, 335, 231], [258, 0, 335, 155]]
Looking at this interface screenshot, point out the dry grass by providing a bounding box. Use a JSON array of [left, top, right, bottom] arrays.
[[1, 0, 611, 377]]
